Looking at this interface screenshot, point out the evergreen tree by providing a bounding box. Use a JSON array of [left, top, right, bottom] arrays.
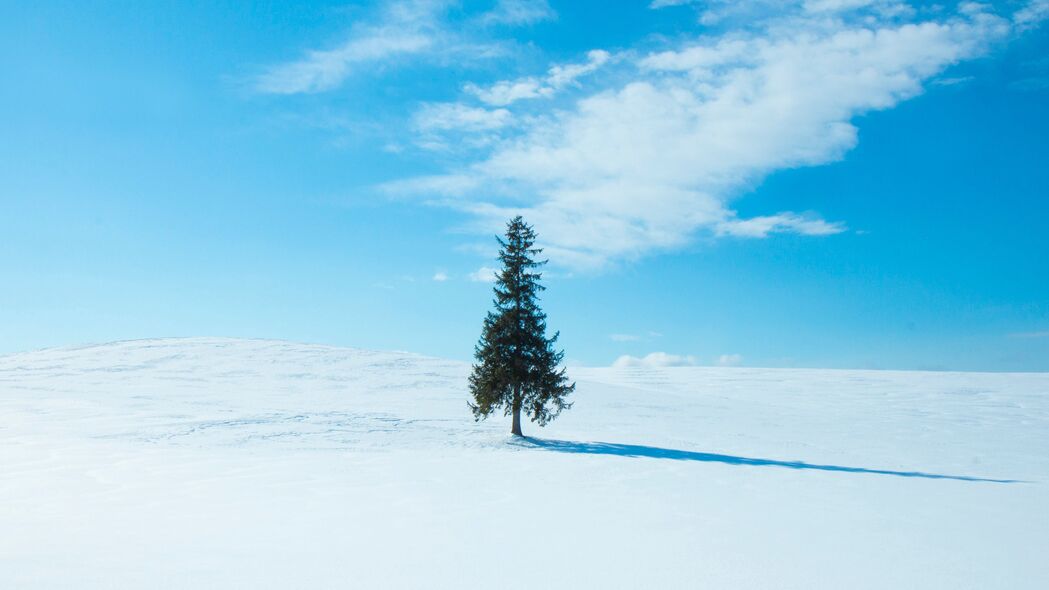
[[469, 216, 575, 436]]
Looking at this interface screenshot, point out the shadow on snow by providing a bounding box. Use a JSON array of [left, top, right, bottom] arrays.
[[516, 437, 1022, 483]]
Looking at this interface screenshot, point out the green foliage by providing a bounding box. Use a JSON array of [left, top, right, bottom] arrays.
[[469, 216, 575, 434]]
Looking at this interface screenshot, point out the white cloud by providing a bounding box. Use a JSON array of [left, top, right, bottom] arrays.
[[651, 0, 914, 23], [432, 271, 449, 281], [469, 266, 499, 282], [412, 50, 612, 151], [254, 1, 445, 94], [933, 75, 975, 86], [612, 352, 698, 368], [649, 0, 695, 7], [546, 50, 613, 88], [414, 103, 513, 132], [481, 0, 556, 26], [716, 213, 847, 238], [256, 33, 431, 94], [639, 39, 751, 72], [466, 49, 612, 106], [1015, 0, 1049, 29], [255, 0, 544, 95], [803, 0, 887, 14], [659, 0, 790, 26], [393, 4, 1017, 269], [466, 78, 547, 106], [612, 351, 742, 368], [716, 353, 744, 366]]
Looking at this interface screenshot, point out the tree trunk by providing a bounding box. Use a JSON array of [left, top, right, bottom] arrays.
[[511, 405, 522, 436], [511, 387, 523, 436]]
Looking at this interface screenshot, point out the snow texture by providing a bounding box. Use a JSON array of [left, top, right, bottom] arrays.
[[2, 337, 1047, 588]]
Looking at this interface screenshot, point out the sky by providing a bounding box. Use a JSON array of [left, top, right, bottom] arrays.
[[2, 0, 1048, 371]]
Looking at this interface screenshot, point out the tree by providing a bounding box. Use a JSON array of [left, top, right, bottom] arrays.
[[469, 216, 575, 437]]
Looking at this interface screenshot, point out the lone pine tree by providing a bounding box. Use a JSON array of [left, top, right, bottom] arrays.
[[469, 216, 575, 437]]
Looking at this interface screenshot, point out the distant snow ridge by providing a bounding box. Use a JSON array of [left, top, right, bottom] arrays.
[[0, 337, 475, 450], [1, 338, 1047, 589]]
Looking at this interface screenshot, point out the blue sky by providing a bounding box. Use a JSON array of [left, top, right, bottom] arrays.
[[2, 0, 1047, 370]]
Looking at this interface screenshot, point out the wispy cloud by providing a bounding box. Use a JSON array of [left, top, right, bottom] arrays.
[[254, 1, 445, 94], [390, 3, 1021, 269], [469, 266, 499, 283], [716, 213, 847, 238], [649, 0, 694, 7], [933, 75, 975, 86], [465, 50, 612, 106], [255, 34, 432, 94], [413, 103, 513, 133], [651, 0, 916, 25], [254, 0, 542, 95], [432, 271, 449, 282], [480, 0, 556, 26], [1015, 0, 1049, 30], [406, 49, 613, 152]]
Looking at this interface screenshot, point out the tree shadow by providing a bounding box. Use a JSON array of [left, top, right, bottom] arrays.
[[518, 437, 1023, 483]]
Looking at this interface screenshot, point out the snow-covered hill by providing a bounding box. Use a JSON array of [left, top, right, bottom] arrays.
[[2, 338, 1047, 588]]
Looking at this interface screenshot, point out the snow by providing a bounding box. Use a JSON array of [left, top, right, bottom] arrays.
[[1, 337, 1047, 588]]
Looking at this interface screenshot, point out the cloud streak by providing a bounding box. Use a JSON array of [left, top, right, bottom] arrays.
[[254, 0, 545, 95], [255, 33, 432, 94], [254, 1, 446, 94], [465, 50, 612, 106], [480, 0, 556, 26]]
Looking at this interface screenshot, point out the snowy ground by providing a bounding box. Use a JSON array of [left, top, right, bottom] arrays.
[[1, 337, 1047, 589]]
